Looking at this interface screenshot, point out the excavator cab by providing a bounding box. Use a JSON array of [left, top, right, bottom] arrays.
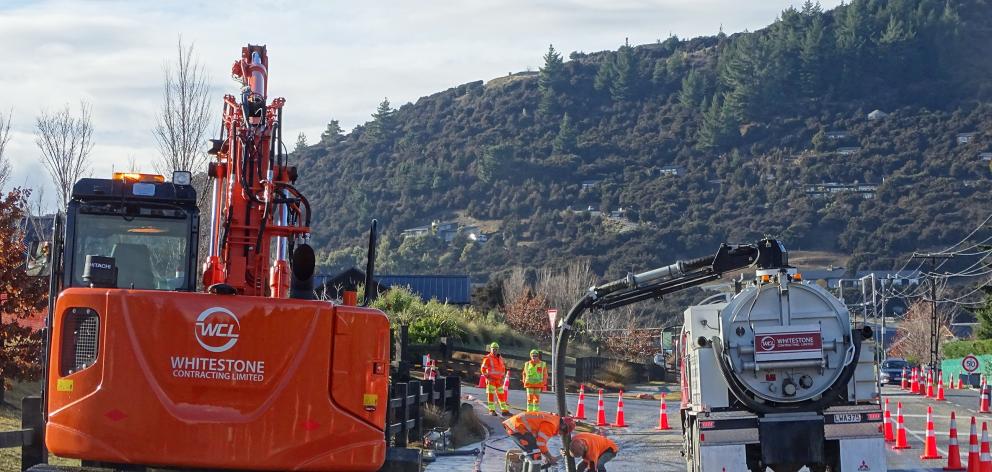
[[59, 172, 199, 292]]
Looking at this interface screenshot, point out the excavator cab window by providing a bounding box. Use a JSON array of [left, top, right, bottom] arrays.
[[68, 211, 192, 290]]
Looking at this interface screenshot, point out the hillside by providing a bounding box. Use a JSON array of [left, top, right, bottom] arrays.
[[293, 0, 992, 284]]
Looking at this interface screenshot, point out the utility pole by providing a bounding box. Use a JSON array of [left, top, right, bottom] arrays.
[[911, 252, 954, 372]]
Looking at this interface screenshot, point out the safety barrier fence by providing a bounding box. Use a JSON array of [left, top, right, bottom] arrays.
[[0, 396, 45, 471], [387, 376, 461, 448]]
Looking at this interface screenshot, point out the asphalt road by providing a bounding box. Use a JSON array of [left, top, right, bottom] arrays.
[[427, 383, 990, 471]]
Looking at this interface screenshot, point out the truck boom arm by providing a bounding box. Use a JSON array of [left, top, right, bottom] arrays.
[[553, 238, 788, 472]]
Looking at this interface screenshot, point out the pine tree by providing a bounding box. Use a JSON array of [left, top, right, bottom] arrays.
[[594, 59, 614, 92], [538, 44, 566, 114], [610, 39, 638, 101], [294, 132, 307, 153], [321, 119, 344, 143], [697, 94, 735, 150], [553, 113, 577, 155], [799, 13, 826, 97], [679, 68, 705, 109], [367, 98, 396, 144]]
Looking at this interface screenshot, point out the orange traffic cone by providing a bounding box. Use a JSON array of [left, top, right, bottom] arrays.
[[596, 389, 607, 427], [980, 422, 991, 472], [913, 368, 921, 394], [922, 405, 944, 459], [893, 402, 911, 449], [946, 411, 965, 470], [959, 372, 966, 390], [967, 417, 980, 472], [902, 367, 910, 390], [928, 369, 936, 398], [981, 384, 991, 414], [612, 390, 628, 427], [575, 385, 587, 420], [884, 398, 895, 442], [656, 397, 671, 431], [939, 372, 947, 401]]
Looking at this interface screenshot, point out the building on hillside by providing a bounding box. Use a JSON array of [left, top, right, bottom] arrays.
[[836, 147, 861, 156], [979, 152, 992, 162], [581, 180, 601, 190], [658, 165, 684, 176], [867, 109, 888, 120], [805, 182, 877, 200], [401, 226, 430, 238], [958, 132, 977, 144], [825, 130, 850, 140], [378, 274, 472, 305]]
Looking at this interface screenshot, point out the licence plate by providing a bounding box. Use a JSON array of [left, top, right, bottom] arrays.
[[833, 413, 862, 423]]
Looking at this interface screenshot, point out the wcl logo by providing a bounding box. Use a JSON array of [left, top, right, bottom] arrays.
[[194, 307, 241, 353]]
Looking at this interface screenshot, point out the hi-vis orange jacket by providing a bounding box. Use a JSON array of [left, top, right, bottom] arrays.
[[481, 352, 507, 384], [502, 412, 560, 454], [571, 432, 619, 468]]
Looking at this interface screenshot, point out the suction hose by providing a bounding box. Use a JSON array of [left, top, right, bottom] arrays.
[[554, 293, 594, 472]]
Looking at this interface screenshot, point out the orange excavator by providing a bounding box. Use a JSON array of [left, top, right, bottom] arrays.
[[27, 45, 391, 471]]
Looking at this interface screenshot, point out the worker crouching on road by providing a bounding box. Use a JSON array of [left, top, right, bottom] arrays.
[[569, 432, 619, 472], [522, 349, 548, 412], [503, 411, 576, 465], [481, 341, 511, 416]]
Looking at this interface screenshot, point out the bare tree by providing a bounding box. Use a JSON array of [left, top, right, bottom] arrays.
[[890, 300, 953, 365], [534, 259, 597, 311], [501, 267, 529, 308], [153, 36, 212, 177], [35, 102, 94, 207], [0, 109, 13, 190]]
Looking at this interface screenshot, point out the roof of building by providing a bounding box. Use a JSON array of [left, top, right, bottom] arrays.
[[378, 274, 472, 304]]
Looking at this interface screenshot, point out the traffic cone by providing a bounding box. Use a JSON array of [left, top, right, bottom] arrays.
[[929, 369, 936, 398], [902, 367, 910, 390], [477, 375, 487, 388], [913, 368, 921, 394], [575, 385, 587, 420], [981, 384, 991, 414], [656, 396, 671, 431], [981, 422, 991, 472], [596, 389, 607, 427], [884, 398, 895, 442], [922, 405, 944, 459], [893, 402, 911, 449], [967, 417, 980, 472], [940, 372, 947, 401], [959, 372, 966, 390], [612, 390, 628, 427], [946, 411, 965, 470]]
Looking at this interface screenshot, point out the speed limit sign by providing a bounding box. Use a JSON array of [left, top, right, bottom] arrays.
[[963, 355, 981, 373]]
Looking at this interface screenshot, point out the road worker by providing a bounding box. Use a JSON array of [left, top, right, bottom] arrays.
[[503, 411, 575, 465], [522, 349, 548, 412], [481, 341, 510, 416], [568, 432, 619, 472]]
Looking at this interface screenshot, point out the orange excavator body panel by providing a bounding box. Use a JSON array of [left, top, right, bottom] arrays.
[[45, 287, 390, 471]]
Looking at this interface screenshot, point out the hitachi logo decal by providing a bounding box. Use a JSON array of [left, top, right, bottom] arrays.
[[194, 307, 240, 353], [90, 262, 112, 269]]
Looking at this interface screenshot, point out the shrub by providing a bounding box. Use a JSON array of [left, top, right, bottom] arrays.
[[944, 339, 992, 358]]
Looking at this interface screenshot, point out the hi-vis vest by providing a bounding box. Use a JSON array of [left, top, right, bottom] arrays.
[[523, 360, 547, 389]]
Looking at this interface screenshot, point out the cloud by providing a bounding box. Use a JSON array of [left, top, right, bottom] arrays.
[[0, 0, 842, 208]]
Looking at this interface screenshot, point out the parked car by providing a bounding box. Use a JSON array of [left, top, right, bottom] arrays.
[[879, 358, 912, 386]]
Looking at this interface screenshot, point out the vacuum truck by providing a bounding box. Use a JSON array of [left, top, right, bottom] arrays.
[[553, 239, 884, 472]]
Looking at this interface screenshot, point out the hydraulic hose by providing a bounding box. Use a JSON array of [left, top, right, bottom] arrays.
[[554, 293, 594, 472]]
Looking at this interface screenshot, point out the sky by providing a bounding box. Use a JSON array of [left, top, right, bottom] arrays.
[[0, 0, 843, 210]]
